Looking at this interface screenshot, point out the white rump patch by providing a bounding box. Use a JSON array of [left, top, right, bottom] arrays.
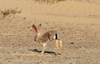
[[53, 35, 56, 39], [53, 34, 59, 40]]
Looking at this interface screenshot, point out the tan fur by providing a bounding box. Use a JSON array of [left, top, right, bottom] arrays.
[[32, 24, 62, 54]]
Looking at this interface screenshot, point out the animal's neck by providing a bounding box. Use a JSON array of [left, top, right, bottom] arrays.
[[37, 33, 41, 37]]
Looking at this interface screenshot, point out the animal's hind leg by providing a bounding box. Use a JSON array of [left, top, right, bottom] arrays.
[[56, 39, 63, 49], [59, 40, 63, 49], [56, 40, 60, 49]]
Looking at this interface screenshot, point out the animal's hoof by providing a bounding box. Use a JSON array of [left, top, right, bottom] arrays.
[[41, 52, 44, 54]]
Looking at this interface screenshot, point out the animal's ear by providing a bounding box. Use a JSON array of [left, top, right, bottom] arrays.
[[37, 24, 42, 34], [32, 24, 37, 34]]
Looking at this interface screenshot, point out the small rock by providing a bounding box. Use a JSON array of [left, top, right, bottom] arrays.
[[71, 42, 74, 44], [24, 17, 26, 19], [58, 53, 61, 55], [45, 22, 48, 24], [14, 51, 16, 53], [7, 52, 10, 54]]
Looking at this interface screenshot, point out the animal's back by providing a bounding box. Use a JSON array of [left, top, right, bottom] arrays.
[[38, 30, 57, 44]]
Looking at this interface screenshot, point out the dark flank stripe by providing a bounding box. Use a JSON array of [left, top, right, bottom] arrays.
[[55, 34, 58, 40]]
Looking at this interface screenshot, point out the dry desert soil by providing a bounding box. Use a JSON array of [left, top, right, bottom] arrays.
[[0, 0, 100, 64]]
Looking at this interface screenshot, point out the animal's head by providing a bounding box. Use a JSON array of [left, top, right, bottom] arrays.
[[32, 24, 42, 41]]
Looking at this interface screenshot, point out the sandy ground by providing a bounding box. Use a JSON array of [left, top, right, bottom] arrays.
[[0, 0, 100, 64]]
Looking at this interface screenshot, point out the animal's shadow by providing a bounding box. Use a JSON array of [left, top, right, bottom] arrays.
[[28, 49, 60, 55]]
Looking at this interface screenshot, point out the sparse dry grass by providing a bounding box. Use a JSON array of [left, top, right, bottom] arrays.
[[34, 0, 100, 4], [1, 9, 21, 16], [35, 0, 65, 4]]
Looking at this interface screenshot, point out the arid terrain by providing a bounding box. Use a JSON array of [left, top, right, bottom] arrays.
[[0, 0, 100, 64]]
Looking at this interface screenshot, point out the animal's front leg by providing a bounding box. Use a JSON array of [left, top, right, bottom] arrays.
[[41, 45, 44, 54], [41, 43, 47, 54]]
